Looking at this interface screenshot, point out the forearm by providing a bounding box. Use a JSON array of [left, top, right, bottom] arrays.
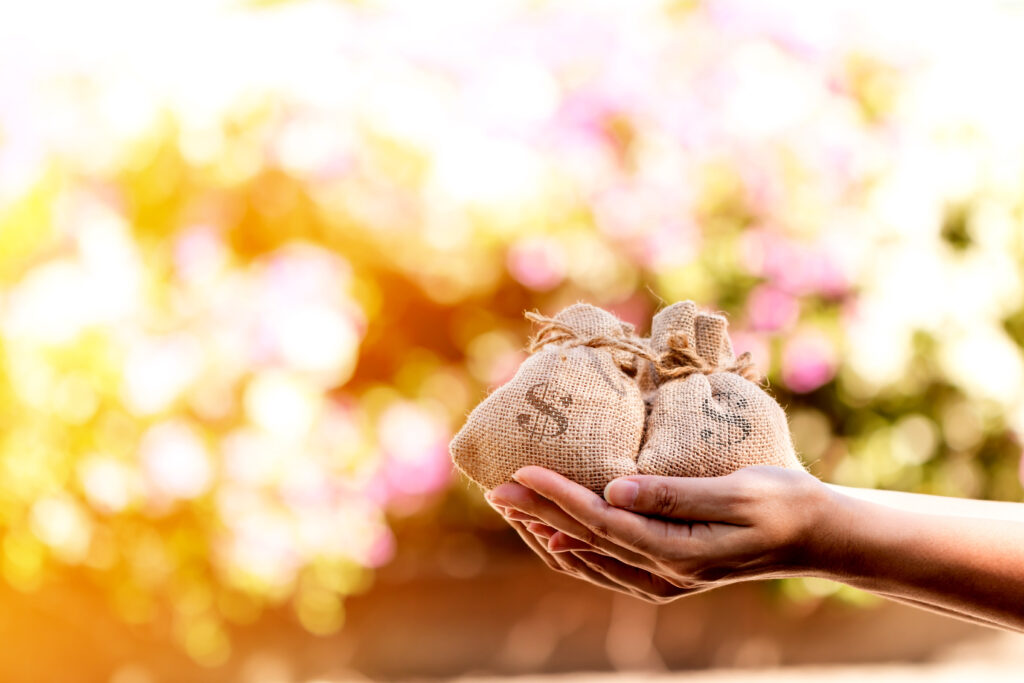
[[813, 489, 1024, 631], [870, 591, 1019, 631], [825, 483, 1024, 522]]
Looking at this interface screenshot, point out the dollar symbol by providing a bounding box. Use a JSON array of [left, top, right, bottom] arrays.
[[516, 382, 573, 441], [699, 389, 752, 446]]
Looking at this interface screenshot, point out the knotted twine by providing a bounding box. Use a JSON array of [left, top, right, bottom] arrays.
[[528, 311, 760, 384], [654, 331, 761, 383]]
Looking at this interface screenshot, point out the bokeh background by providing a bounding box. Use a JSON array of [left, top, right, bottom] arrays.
[[3, 0, 1024, 681]]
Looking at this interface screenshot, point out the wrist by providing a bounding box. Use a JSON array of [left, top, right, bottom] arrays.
[[794, 480, 866, 580]]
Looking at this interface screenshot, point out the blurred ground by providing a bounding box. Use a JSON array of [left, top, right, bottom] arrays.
[[448, 631, 1024, 682], [458, 657, 1024, 683], [29, 544, 1019, 683]]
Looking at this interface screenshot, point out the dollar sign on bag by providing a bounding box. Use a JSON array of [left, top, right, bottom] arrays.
[[699, 389, 751, 446], [516, 381, 572, 442]]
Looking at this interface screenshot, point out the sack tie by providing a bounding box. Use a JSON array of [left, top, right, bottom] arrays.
[[654, 331, 760, 383], [525, 312, 651, 373], [527, 312, 761, 383]]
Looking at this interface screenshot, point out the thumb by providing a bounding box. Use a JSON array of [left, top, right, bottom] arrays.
[[603, 474, 742, 522]]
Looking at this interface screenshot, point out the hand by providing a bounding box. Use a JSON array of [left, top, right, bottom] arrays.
[[487, 465, 833, 602], [486, 495, 692, 604]]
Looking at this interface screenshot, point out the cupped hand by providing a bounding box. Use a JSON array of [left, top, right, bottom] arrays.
[[487, 465, 833, 603]]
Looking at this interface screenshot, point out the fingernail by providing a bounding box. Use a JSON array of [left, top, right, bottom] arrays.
[[547, 533, 577, 553], [604, 479, 639, 508], [506, 509, 533, 522], [547, 537, 573, 553]]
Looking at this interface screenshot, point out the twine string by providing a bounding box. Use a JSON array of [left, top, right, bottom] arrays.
[[654, 331, 760, 382], [525, 312, 651, 357], [525, 312, 761, 382]]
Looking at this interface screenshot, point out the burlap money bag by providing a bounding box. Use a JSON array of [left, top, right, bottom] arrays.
[[637, 301, 804, 477], [450, 303, 647, 492]]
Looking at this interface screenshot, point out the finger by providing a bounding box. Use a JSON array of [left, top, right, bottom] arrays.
[[484, 495, 509, 517], [491, 478, 657, 568], [527, 522, 555, 539], [488, 486, 541, 524], [512, 467, 674, 557], [575, 550, 728, 598], [506, 518, 562, 572], [523, 529, 668, 597], [548, 531, 593, 553], [510, 518, 625, 586], [557, 557, 651, 598], [514, 526, 649, 600], [520, 529, 608, 585], [571, 550, 685, 603], [505, 508, 538, 523], [492, 481, 645, 562], [558, 551, 655, 601], [603, 472, 751, 523]]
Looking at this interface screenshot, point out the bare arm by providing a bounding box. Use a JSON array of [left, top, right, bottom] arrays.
[[826, 483, 1024, 522], [817, 489, 1024, 631], [487, 466, 1024, 632]]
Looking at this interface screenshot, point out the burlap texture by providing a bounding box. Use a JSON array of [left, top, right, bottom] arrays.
[[635, 338, 658, 411], [450, 303, 646, 492], [637, 301, 804, 477]]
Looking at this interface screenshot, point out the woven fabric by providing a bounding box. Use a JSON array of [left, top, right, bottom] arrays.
[[449, 303, 645, 492], [636, 302, 804, 477]]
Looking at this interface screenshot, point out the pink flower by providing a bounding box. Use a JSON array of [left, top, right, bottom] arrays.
[[173, 225, 227, 284], [746, 285, 800, 332], [606, 294, 651, 336], [488, 349, 527, 388], [376, 403, 453, 501], [728, 330, 772, 375], [642, 221, 699, 270], [782, 331, 837, 393], [742, 230, 850, 297], [367, 529, 396, 568], [506, 237, 566, 291], [739, 159, 786, 215]]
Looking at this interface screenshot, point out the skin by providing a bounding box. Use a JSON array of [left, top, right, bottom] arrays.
[[486, 465, 1024, 632]]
